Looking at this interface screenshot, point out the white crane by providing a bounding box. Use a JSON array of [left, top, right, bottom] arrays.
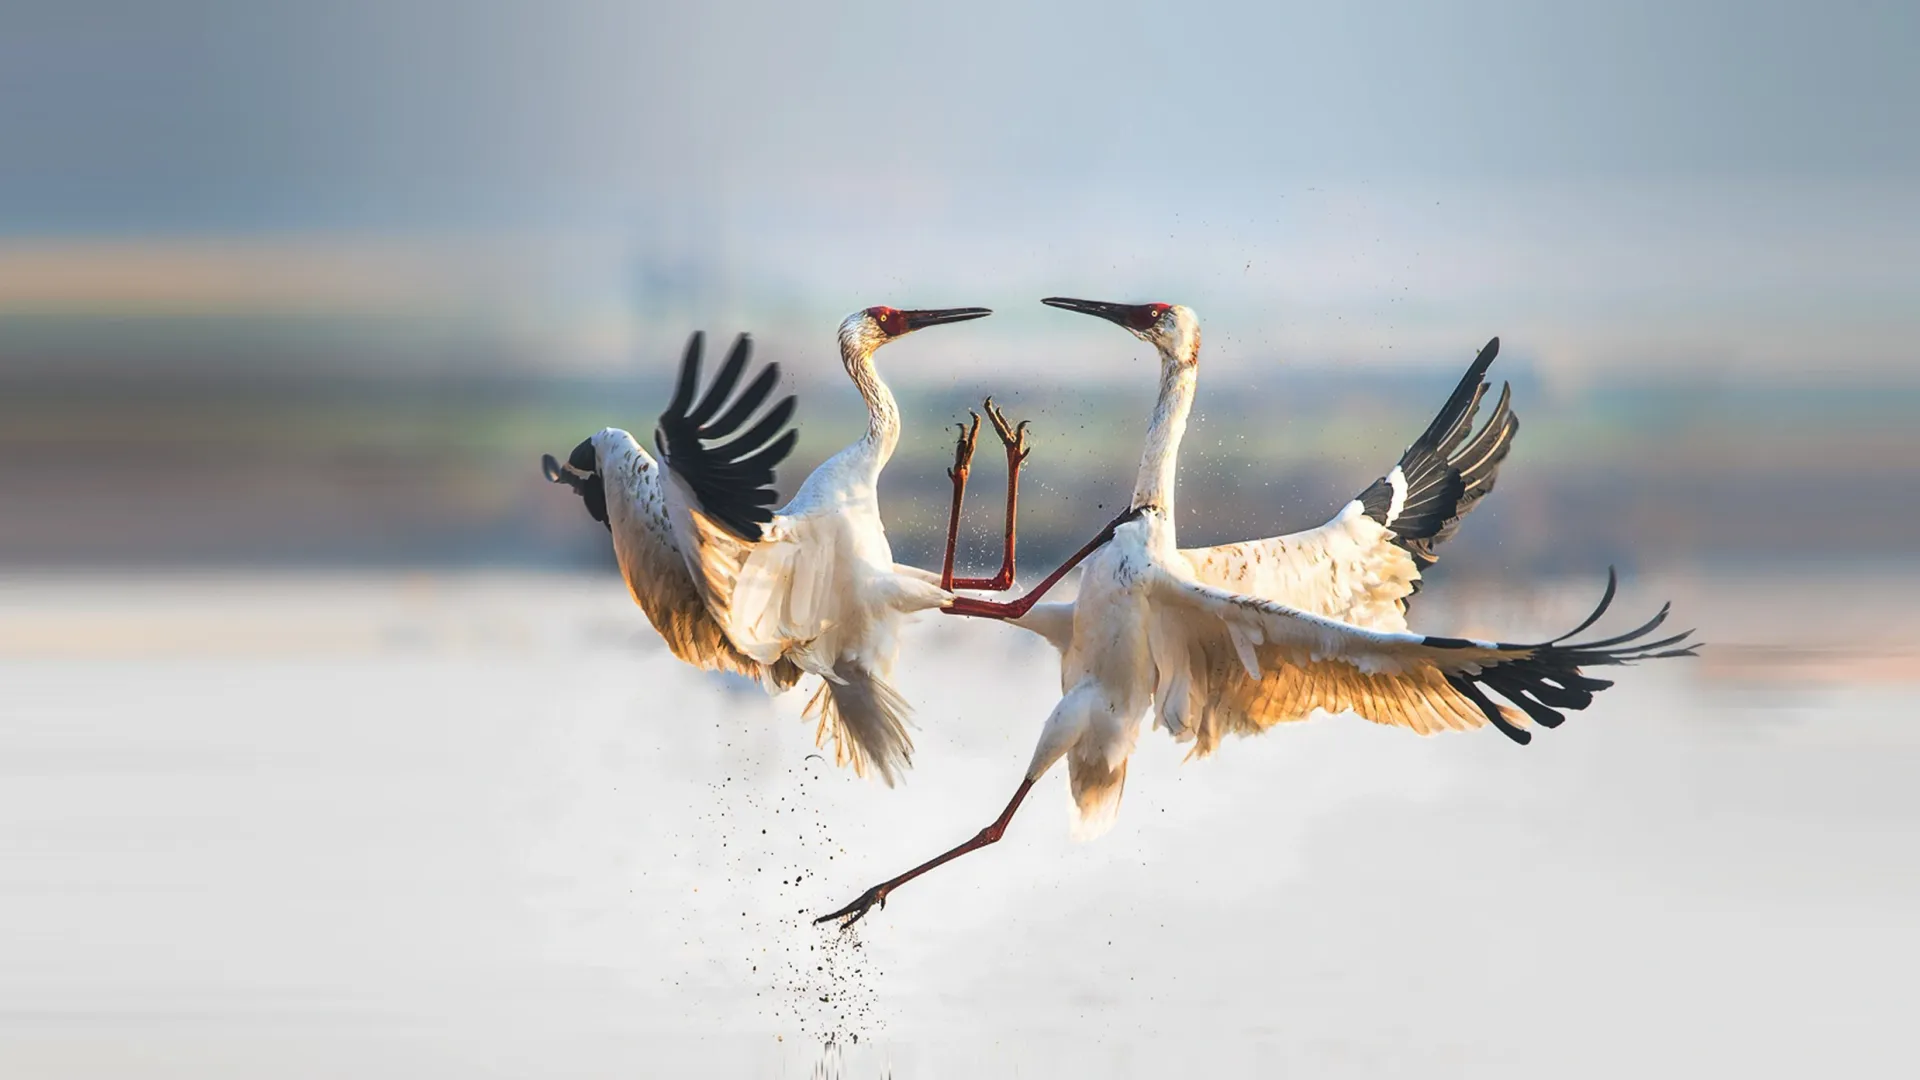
[[552, 307, 1009, 786], [818, 299, 1695, 925]]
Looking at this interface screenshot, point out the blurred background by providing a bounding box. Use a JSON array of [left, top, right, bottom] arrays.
[[5, 1, 1918, 1076]]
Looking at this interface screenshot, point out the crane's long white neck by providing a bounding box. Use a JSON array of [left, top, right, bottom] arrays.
[[839, 326, 900, 466], [592, 427, 651, 540], [1132, 343, 1199, 513]]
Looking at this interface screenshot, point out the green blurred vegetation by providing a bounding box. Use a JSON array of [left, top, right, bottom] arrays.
[[8, 313, 1916, 576]]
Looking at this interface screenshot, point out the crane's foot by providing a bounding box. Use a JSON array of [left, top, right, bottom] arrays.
[[982, 397, 1031, 467], [947, 411, 981, 483], [814, 884, 889, 928]]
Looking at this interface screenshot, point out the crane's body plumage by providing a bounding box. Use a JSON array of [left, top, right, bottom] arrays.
[[1032, 512, 1172, 836]]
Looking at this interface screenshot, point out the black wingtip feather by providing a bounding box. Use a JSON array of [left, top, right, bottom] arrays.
[[1448, 674, 1532, 744], [1437, 572, 1698, 745], [704, 361, 782, 439], [1411, 336, 1501, 451], [664, 331, 704, 420], [685, 333, 754, 428], [1357, 336, 1517, 580], [709, 394, 796, 463], [654, 330, 801, 541], [1548, 567, 1619, 643], [723, 426, 799, 479], [1573, 602, 1672, 651]]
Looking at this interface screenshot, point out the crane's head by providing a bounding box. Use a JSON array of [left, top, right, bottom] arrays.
[[838, 305, 993, 357], [541, 433, 609, 530], [1041, 298, 1200, 366]]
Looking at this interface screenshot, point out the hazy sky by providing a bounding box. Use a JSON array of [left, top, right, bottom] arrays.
[[8, 1, 1918, 375]]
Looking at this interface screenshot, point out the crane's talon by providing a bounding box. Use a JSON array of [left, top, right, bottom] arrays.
[[813, 886, 887, 927], [982, 399, 1032, 459], [948, 412, 981, 480]]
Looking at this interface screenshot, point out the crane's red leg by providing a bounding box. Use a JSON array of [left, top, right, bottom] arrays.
[[947, 399, 1030, 592], [939, 412, 981, 591], [814, 776, 1039, 927], [942, 507, 1141, 620]]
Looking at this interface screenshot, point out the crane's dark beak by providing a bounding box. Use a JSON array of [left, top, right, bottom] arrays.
[[544, 438, 609, 527], [901, 307, 992, 332], [543, 438, 598, 483], [1041, 297, 1146, 328]]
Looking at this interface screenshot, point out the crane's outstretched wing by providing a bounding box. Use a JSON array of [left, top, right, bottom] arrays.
[[1146, 564, 1694, 755], [544, 430, 792, 686], [653, 331, 808, 626], [655, 331, 798, 542], [1180, 337, 1516, 632], [543, 331, 802, 688]]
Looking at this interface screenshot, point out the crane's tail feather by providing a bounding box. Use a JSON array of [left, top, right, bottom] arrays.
[[1067, 756, 1127, 841], [802, 664, 915, 787]]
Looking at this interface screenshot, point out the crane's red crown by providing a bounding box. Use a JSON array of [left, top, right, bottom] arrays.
[[866, 306, 910, 337], [1129, 303, 1173, 331]]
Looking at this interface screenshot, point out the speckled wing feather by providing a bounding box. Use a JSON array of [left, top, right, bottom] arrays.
[[588, 428, 798, 688]]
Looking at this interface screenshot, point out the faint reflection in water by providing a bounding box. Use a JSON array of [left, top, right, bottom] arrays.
[[810, 1040, 844, 1080]]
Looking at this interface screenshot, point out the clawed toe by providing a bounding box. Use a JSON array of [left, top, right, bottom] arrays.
[[982, 398, 1032, 463], [813, 887, 887, 928], [948, 411, 982, 480]]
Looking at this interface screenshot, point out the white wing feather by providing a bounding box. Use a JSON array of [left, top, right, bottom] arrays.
[[708, 511, 852, 674], [1180, 501, 1422, 633]]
